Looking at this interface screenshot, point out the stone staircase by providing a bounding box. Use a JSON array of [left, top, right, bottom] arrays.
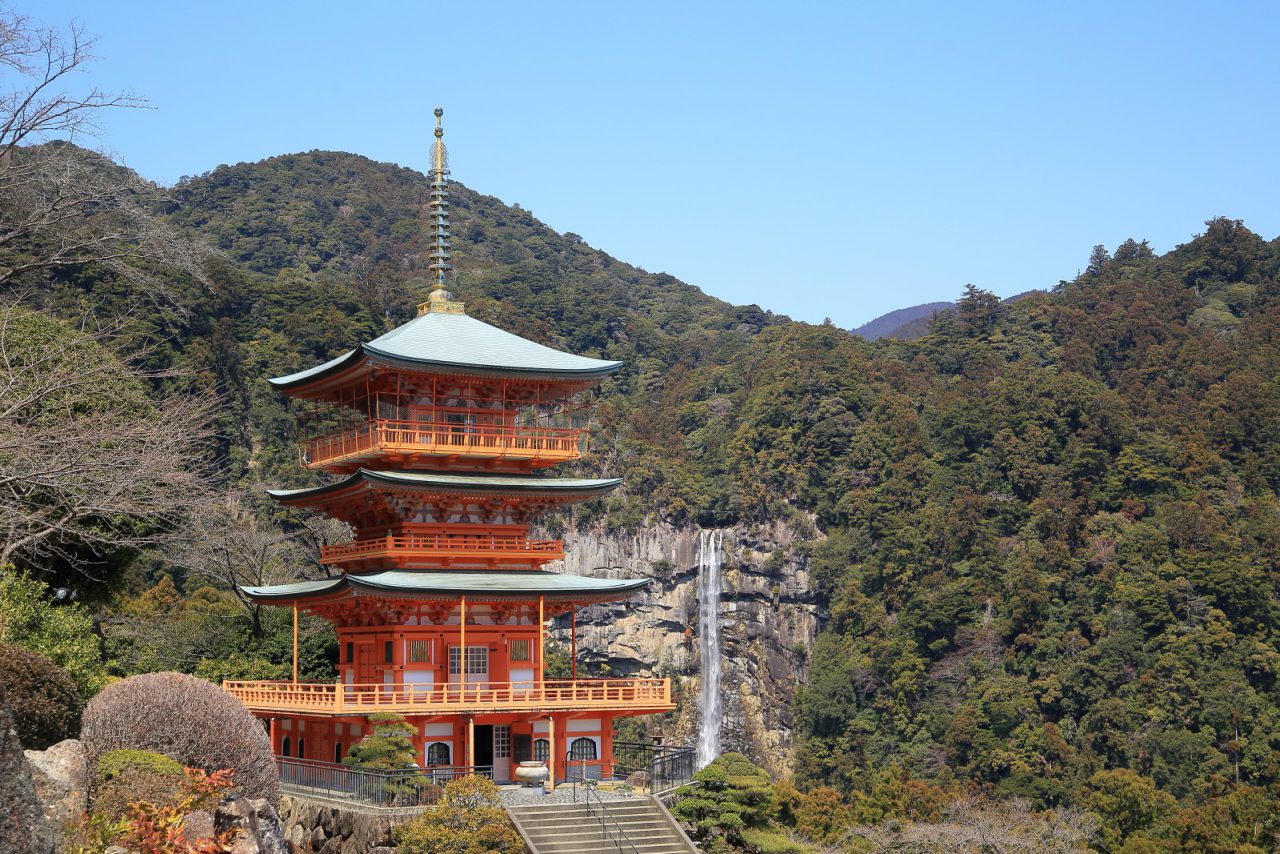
[[506, 798, 698, 854]]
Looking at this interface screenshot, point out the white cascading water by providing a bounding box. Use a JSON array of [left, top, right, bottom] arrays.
[[696, 529, 724, 768]]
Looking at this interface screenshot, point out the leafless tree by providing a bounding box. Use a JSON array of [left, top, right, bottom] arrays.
[[0, 7, 206, 302], [841, 797, 1097, 853], [0, 303, 215, 572], [288, 508, 352, 578], [165, 489, 309, 637]]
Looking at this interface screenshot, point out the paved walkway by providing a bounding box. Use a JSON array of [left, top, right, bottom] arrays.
[[498, 784, 639, 806]]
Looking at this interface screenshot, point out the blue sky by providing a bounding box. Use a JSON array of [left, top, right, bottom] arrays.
[[31, 1, 1280, 328]]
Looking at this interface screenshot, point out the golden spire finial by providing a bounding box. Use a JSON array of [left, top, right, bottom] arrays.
[[419, 107, 464, 316]]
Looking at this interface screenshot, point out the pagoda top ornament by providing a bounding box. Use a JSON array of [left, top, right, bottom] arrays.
[[418, 107, 464, 317]]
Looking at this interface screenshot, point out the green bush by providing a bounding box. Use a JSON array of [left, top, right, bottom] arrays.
[[344, 712, 416, 770], [0, 571, 105, 698], [739, 827, 820, 854], [96, 749, 184, 784], [0, 642, 81, 749], [393, 776, 523, 854], [672, 753, 776, 843]]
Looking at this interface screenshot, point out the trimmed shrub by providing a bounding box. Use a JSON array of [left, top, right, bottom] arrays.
[[393, 776, 523, 854], [93, 766, 186, 821], [96, 748, 183, 785], [344, 712, 416, 769], [81, 672, 277, 803], [0, 642, 80, 749]]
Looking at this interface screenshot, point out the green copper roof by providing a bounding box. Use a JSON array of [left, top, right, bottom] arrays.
[[269, 311, 622, 388], [267, 469, 622, 502], [241, 570, 650, 603]]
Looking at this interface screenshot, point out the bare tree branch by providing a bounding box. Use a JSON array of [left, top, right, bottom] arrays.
[[166, 488, 311, 637], [0, 302, 215, 574], [0, 8, 206, 306]]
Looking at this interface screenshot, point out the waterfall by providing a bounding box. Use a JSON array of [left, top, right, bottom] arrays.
[[696, 529, 724, 768]]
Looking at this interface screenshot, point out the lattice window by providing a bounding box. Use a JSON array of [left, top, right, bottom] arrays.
[[533, 738, 550, 762], [494, 726, 511, 758], [449, 646, 489, 677], [509, 639, 531, 661], [426, 742, 451, 766], [409, 640, 432, 663], [569, 737, 597, 761]]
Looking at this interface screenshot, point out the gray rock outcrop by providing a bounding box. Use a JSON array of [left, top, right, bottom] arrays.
[[551, 519, 822, 776], [214, 794, 290, 854], [24, 738, 88, 851], [0, 682, 54, 854]]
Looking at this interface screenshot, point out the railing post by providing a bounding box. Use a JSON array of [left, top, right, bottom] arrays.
[[334, 680, 343, 712]]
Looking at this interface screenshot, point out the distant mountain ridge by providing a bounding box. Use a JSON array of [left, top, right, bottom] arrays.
[[851, 302, 954, 340], [852, 290, 1048, 340]]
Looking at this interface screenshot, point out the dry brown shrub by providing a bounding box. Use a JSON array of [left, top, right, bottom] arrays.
[[92, 767, 186, 820], [0, 643, 80, 749], [81, 672, 277, 802]]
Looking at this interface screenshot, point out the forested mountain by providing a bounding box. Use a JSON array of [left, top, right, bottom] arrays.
[[851, 301, 954, 340], [13, 145, 1280, 849]]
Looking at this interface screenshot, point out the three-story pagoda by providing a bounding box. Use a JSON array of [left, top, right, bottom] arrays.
[[224, 110, 672, 788]]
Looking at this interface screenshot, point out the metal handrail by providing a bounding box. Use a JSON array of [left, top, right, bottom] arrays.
[[611, 741, 696, 793], [570, 762, 641, 854], [275, 756, 493, 807]]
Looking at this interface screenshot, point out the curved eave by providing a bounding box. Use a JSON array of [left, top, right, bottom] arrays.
[[240, 571, 650, 605], [268, 330, 622, 394], [240, 577, 345, 601], [268, 469, 622, 505], [267, 349, 364, 391], [363, 344, 622, 382]]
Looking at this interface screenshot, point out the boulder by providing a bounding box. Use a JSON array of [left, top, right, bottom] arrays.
[[24, 738, 88, 848], [214, 794, 290, 854], [183, 809, 216, 843], [0, 682, 53, 854]]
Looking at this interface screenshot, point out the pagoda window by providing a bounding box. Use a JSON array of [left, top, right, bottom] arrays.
[[510, 639, 531, 662], [409, 640, 432, 663], [345, 642, 353, 663], [335, 743, 343, 763], [569, 738, 597, 761], [282, 737, 291, 758], [533, 738, 550, 763], [426, 742, 451, 767], [449, 646, 489, 682], [384, 641, 394, 663], [297, 738, 305, 760]]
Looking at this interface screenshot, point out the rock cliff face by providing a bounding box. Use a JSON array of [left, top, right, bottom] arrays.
[[549, 520, 822, 778]]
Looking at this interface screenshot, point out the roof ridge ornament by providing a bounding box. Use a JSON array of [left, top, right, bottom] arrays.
[[419, 106, 465, 316]]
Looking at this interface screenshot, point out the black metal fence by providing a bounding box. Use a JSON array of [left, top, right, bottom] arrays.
[[611, 742, 696, 793], [276, 756, 493, 808]]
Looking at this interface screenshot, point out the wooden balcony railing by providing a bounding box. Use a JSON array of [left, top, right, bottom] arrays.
[[225, 678, 674, 716], [320, 531, 564, 567], [300, 419, 586, 470]]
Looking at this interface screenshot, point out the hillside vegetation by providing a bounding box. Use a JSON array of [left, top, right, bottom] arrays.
[[11, 145, 1280, 849]]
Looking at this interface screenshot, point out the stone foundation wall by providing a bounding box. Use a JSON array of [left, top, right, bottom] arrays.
[[277, 793, 409, 853]]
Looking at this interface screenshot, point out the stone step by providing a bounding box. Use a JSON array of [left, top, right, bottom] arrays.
[[534, 844, 687, 854], [507, 797, 696, 854], [525, 828, 682, 843], [521, 826, 676, 838], [517, 816, 671, 829]]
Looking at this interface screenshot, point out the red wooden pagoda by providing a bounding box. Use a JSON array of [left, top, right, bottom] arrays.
[[224, 110, 672, 788]]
